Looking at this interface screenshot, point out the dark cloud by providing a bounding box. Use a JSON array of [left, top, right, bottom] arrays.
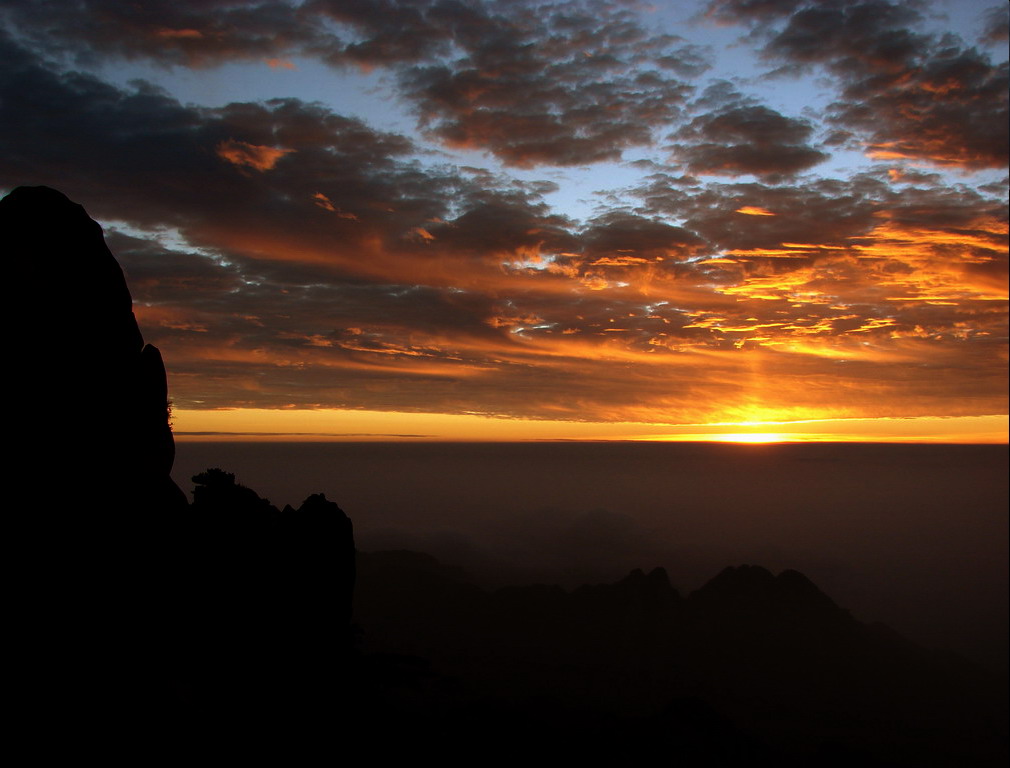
[[112, 228, 525, 411], [882, 167, 942, 186], [426, 193, 577, 261], [713, 0, 1009, 170], [978, 176, 1010, 197], [0, 29, 495, 271], [0, 0, 327, 67], [4, 0, 1004, 173], [633, 173, 886, 249], [670, 103, 828, 178], [762, 0, 924, 68], [0, 31, 590, 415], [2, 0, 708, 168], [394, 1, 701, 167], [827, 46, 1009, 170], [705, 0, 805, 23], [655, 43, 714, 78], [108, 231, 243, 303], [979, 4, 1009, 45], [634, 170, 1008, 256], [308, 0, 443, 64], [0, 0, 469, 69], [582, 212, 705, 263]]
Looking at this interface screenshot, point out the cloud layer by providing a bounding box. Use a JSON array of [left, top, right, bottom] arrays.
[[1, 1, 1005, 427]]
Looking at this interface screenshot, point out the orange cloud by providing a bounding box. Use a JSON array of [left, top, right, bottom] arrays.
[[154, 28, 203, 39], [723, 248, 814, 258], [312, 192, 336, 211], [408, 227, 436, 242], [312, 192, 358, 218], [590, 256, 653, 266], [865, 141, 1001, 169], [216, 139, 294, 171], [735, 206, 775, 216]]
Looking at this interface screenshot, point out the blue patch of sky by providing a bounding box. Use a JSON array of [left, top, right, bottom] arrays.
[[933, 0, 1009, 50], [104, 219, 230, 264], [91, 55, 417, 134]]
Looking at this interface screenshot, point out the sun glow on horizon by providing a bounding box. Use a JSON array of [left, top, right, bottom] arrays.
[[3, 1, 1005, 456], [171, 408, 1009, 444], [709, 432, 790, 443]]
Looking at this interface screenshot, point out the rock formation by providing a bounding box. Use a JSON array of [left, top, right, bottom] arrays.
[[3, 185, 186, 509], [4, 186, 359, 745], [185, 469, 356, 689], [3, 185, 191, 744], [3, 185, 362, 751]]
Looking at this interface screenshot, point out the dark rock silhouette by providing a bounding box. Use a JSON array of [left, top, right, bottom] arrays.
[[2, 186, 356, 750], [178, 468, 356, 735], [4, 185, 185, 513], [4, 185, 190, 747]]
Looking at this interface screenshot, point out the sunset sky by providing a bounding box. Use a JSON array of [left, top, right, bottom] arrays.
[[2, 0, 1007, 441]]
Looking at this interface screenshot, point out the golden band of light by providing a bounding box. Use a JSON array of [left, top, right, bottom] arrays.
[[172, 409, 1009, 443]]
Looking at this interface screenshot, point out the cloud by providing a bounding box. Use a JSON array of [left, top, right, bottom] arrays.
[[155, 28, 203, 40], [0, 30, 457, 270], [216, 139, 294, 171], [582, 212, 705, 263], [306, 0, 454, 66], [4, 1, 1004, 173], [705, 0, 805, 24], [1, 1, 707, 168], [633, 173, 886, 251], [0, 0, 329, 68], [423, 185, 578, 262], [670, 102, 828, 179], [979, 4, 1009, 46], [0, 11, 1005, 426], [391, 1, 703, 166], [713, 0, 1009, 170]]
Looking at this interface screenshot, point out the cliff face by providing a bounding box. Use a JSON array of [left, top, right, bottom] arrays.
[[3, 187, 357, 745], [3, 185, 186, 512], [3, 186, 190, 743]]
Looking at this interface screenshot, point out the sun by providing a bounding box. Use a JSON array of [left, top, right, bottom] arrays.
[[711, 432, 790, 444]]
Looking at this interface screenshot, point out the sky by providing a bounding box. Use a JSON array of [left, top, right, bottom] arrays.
[[1, 0, 1007, 441]]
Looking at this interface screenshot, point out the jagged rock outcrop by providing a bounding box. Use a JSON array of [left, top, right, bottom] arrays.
[[182, 468, 357, 723], [287, 492, 357, 630]]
